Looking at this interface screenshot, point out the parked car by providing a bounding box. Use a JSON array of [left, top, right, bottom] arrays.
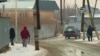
[[63, 26, 80, 39]]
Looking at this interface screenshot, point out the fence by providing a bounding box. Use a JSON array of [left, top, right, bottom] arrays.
[[0, 17, 10, 49], [16, 24, 56, 42]]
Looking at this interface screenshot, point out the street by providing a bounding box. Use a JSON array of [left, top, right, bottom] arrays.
[[30, 36, 100, 56], [0, 0, 100, 56]]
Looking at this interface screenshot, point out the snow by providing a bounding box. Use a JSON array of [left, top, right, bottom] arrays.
[[58, 34, 100, 56], [59, 47, 82, 56], [0, 34, 100, 56], [74, 37, 100, 44], [57, 34, 100, 45], [0, 44, 47, 56]]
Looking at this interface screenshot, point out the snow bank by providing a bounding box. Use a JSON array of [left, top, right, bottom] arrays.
[[0, 44, 47, 56], [74, 37, 100, 44]]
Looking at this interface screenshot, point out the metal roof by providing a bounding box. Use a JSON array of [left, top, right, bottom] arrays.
[[0, 1, 35, 9], [0, 1, 59, 10], [33, 1, 59, 10]]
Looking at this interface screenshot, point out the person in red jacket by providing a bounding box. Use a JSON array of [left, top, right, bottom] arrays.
[[20, 26, 30, 47]]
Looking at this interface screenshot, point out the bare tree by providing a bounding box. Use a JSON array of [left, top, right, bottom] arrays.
[[55, 5, 76, 23]]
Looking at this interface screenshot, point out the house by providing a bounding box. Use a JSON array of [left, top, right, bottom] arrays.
[[0, 0, 59, 25], [67, 13, 100, 31], [66, 6, 100, 31], [0, 0, 59, 50]]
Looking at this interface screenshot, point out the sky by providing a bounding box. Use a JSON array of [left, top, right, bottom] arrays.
[[55, 0, 100, 9], [7, 0, 100, 9]]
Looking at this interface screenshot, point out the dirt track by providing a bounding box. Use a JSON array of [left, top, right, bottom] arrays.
[[30, 37, 100, 56]]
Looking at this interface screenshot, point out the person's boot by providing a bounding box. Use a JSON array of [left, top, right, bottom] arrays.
[[91, 38, 92, 41], [11, 43, 14, 45], [88, 37, 90, 41]]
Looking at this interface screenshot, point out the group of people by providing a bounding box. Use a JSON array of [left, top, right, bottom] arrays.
[[9, 26, 30, 47], [9, 25, 94, 47]]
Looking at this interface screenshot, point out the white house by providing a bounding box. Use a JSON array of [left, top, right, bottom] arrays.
[[66, 6, 100, 31]]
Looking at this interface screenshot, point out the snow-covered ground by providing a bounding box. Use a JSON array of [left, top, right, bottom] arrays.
[[74, 37, 100, 44], [57, 34, 100, 56], [0, 44, 47, 56], [57, 34, 100, 45], [0, 34, 100, 56]]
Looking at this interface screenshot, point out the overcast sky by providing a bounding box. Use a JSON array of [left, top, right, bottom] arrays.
[[8, 0, 100, 9], [55, 0, 100, 9]]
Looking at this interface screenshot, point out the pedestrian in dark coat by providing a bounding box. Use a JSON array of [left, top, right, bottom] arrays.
[[9, 27, 15, 45], [20, 26, 30, 47], [87, 25, 94, 41]]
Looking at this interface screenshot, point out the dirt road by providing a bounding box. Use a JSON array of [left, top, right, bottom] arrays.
[[30, 38, 100, 56]]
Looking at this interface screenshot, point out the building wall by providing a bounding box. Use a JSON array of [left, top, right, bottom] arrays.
[[0, 9, 33, 25], [0, 9, 57, 25], [0, 9, 58, 39]]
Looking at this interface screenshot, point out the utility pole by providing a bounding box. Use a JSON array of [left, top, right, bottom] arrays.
[[15, 0, 18, 43], [63, 0, 65, 31], [60, 0, 62, 25], [87, 0, 99, 40], [60, 0, 64, 33], [2, 4, 5, 16], [81, 0, 85, 40], [63, 0, 65, 19], [34, 0, 40, 50], [75, 0, 77, 22]]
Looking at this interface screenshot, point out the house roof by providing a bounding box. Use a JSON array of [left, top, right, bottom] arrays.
[[0, 1, 35, 9], [0, 1, 59, 10], [33, 1, 59, 10]]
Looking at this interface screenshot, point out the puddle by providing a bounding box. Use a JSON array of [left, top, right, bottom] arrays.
[[60, 47, 86, 56], [67, 48, 81, 56]]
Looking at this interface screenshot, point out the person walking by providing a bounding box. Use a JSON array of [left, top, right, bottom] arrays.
[[9, 27, 15, 45], [20, 26, 30, 47], [87, 25, 94, 41]]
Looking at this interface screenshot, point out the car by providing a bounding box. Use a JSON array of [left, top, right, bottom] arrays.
[[63, 26, 80, 39]]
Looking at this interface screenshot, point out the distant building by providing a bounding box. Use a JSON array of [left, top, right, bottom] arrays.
[[0, 0, 59, 26], [0, 0, 60, 39], [66, 5, 100, 31]]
